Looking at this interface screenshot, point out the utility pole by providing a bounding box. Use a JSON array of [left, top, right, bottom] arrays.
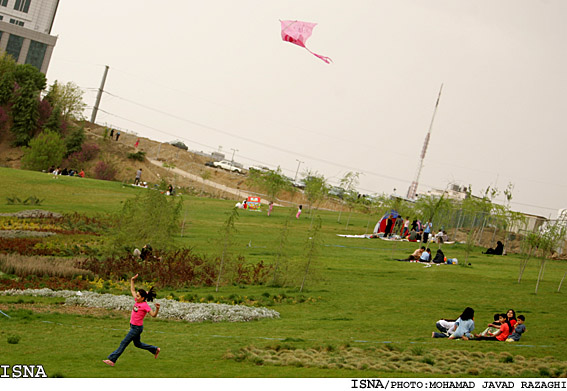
[[91, 65, 109, 124], [294, 159, 304, 181], [230, 148, 238, 169], [406, 83, 443, 200]]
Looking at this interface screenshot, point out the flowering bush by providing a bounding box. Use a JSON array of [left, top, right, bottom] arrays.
[[0, 288, 280, 323], [93, 160, 117, 181]]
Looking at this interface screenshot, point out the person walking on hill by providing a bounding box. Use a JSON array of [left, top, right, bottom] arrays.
[[135, 168, 142, 185]]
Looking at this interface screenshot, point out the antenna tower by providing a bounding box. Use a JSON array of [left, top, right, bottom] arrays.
[[406, 84, 443, 200]]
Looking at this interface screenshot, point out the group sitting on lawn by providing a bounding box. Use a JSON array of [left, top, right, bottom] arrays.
[[432, 308, 526, 342], [396, 247, 457, 264]]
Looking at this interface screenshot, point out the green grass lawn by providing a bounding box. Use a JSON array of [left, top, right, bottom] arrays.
[[0, 167, 566, 378]]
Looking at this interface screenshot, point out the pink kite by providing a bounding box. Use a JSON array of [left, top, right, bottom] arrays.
[[280, 20, 332, 64]]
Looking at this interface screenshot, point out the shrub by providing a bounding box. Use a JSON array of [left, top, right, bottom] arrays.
[[21, 129, 66, 171], [7, 335, 20, 344], [93, 160, 117, 181], [64, 126, 85, 156], [127, 151, 146, 161], [0, 254, 94, 279], [64, 142, 99, 167]]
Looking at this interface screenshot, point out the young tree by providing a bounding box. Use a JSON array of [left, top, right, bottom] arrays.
[[107, 189, 182, 256], [216, 207, 239, 292], [21, 129, 66, 171], [302, 171, 328, 216], [271, 208, 295, 286], [246, 166, 293, 203], [300, 215, 323, 293], [44, 81, 86, 121]]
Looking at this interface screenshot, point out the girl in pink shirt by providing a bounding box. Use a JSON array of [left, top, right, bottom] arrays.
[[103, 274, 161, 366]]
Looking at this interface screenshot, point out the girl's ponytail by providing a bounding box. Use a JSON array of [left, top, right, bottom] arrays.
[[137, 286, 157, 302], [146, 286, 157, 302]]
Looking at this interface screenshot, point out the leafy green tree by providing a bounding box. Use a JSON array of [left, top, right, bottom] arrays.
[[11, 79, 40, 146], [64, 126, 85, 156], [247, 166, 292, 202], [44, 81, 86, 121], [0, 71, 15, 105], [43, 105, 63, 133], [302, 171, 328, 215], [13, 64, 46, 91], [21, 129, 66, 171], [107, 189, 182, 256], [0, 52, 16, 76]]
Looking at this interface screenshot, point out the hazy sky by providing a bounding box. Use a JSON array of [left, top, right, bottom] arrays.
[[46, 0, 566, 217]]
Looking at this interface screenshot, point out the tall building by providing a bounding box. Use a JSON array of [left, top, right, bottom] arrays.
[[0, 0, 59, 74]]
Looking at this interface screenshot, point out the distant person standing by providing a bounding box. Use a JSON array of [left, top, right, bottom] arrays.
[[423, 220, 432, 243], [134, 139, 140, 148], [268, 201, 274, 216], [135, 168, 142, 185], [110, 129, 114, 138], [116, 131, 121, 141], [296, 205, 302, 219]]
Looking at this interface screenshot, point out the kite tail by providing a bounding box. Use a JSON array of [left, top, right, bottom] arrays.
[[305, 48, 332, 64]]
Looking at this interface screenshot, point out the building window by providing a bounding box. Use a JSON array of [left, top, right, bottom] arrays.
[[6, 34, 24, 62], [14, 0, 31, 13], [1, 0, 7, 7], [25, 40, 46, 70], [9, 18, 24, 26]]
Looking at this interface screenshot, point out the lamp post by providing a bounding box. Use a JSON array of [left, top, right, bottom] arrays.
[[294, 159, 304, 181]]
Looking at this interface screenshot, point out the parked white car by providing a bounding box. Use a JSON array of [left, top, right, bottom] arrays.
[[213, 160, 242, 173]]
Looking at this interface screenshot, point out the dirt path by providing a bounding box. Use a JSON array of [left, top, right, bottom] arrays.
[[147, 158, 280, 206]]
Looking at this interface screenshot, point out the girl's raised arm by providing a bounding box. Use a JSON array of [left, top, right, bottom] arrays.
[[130, 274, 138, 299]]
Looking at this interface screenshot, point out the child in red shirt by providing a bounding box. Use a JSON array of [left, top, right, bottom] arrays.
[[103, 274, 161, 366]]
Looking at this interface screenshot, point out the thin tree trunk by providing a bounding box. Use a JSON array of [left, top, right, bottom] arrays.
[[535, 259, 547, 294], [345, 211, 352, 231], [518, 248, 532, 283], [476, 215, 487, 246], [558, 271, 567, 293]]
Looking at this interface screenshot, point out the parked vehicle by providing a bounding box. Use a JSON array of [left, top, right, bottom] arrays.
[[213, 160, 242, 173], [328, 186, 345, 199], [205, 161, 215, 167]]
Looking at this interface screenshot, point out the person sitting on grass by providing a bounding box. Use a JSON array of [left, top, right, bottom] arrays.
[[432, 248, 445, 264], [506, 308, 518, 329], [483, 240, 504, 255], [477, 313, 502, 337], [432, 317, 457, 338], [506, 315, 526, 342], [396, 246, 425, 261], [448, 307, 475, 340], [473, 313, 512, 341], [419, 248, 432, 262], [408, 229, 419, 242]]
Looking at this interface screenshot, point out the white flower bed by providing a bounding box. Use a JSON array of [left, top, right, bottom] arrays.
[[0, 289, 280, 323]]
